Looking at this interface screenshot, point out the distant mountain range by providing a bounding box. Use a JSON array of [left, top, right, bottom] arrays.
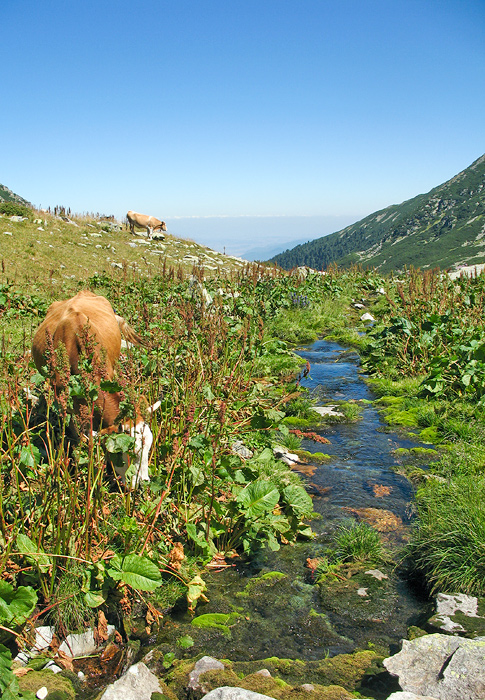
[[0, 183, 31, 207], [270, 154, 485, 273]]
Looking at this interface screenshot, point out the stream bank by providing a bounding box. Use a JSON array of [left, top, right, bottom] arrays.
[[124, 338, 430, 699]]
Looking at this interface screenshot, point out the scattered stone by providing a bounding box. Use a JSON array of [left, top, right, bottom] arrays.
[[188, 656, 225, 696], [4, 231, 12, 235], [37, 226, 45, 231], [99, 662, 163, 699], [300, 684, 315, 692], [357, 588, 368, 596], [365, 569, 389, 581], [36, 687, 48, 700], [272, 446, 301, 465], [360, 312, 375, 322], [378, 287, 386, 294], [10, 215, 27, 222], [384, 633, 485, 700], [255, 669, 271, 677], [43, 660, 62, 673], [352, 302, 365, 309], [201, 689, 279, 700], [232, 441, 253, 459], [111, 262, 123, 269], [311, 405, 344, 418], [427, 593, 485, 636], [58, 626, 115, 657], [387, 694, 438, 699], [32, 626, 55, 654]]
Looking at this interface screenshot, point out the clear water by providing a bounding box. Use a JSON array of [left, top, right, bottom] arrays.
[[150, 339, 429, 668]]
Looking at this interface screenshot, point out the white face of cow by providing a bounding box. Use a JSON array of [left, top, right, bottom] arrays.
[[115, 400, 161, 488]]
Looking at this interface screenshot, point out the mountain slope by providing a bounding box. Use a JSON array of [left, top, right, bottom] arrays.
[[0, 183, 31, 206], [270, 154, 485, 272]]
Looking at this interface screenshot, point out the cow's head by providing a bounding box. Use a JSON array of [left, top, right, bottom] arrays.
[[160, 221, 167, 231], [114, 399, 161, 488]]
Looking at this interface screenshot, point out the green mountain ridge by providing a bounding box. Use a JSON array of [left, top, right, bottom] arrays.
[[270, 153, 485, 272], [0, 183, 31, 207]]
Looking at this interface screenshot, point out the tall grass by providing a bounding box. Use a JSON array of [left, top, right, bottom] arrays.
[[408, 475, 485, 594]]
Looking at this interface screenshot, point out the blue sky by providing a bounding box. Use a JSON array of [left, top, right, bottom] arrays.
[[2, 0, 484, 256]]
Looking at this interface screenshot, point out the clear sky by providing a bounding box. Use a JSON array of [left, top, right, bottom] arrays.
[[2, 0, 484, 256]]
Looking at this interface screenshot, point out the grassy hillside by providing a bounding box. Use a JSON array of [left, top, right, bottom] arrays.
[[270, 153, 485, 272], [0, 208, 248, 305]]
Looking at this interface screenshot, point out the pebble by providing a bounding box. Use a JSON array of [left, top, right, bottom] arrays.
[[36, 687, 48, 699]]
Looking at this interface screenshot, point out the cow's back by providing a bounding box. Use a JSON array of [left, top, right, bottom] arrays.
[[32, 291, 121, 378]]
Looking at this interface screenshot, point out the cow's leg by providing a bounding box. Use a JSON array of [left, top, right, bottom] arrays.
[[147, 226, 153, 240]]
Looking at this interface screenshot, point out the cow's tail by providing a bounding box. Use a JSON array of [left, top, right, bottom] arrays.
[[115, 315, 145, 347]]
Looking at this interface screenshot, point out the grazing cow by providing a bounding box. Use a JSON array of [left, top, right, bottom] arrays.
[[31, 290, 160, 487], [126, 210, 167, 240]]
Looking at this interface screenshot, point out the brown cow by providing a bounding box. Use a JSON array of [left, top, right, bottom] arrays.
[[126, 210, 167, 240], [32, 290, 160, 486]]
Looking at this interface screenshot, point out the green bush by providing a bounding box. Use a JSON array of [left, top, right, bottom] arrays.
[[0, 202, 31, 217]]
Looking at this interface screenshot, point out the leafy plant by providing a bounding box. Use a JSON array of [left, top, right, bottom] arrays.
[[0, 582, 37, 643]]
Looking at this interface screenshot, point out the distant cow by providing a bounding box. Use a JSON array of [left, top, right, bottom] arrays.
[[32, 290, 160, 486], [126, 210, 167, 239]]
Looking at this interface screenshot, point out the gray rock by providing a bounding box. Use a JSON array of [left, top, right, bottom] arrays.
[[232, 441, 253, 459], [387, 693, 438, 700], [201, 689, 278, 700], [360, 312, 375, 322], [59, 625, 116, 657], [384, 633, 485, 700], [188, 656, 225, 695], [300, 684, 314, 692], [427, 593, 485, 636], [311, 405, 344, 418], [100, 662, 163, 699], [255, 669, 271, 677], [10, 215, 28, 222], [365, 569, 389, 581]]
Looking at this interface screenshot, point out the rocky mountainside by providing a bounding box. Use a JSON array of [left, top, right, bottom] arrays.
[[0, 183, 31, 206], [270, 153, 485, 273]]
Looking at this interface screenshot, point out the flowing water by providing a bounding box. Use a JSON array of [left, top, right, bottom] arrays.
[[148, 339, 429, 668]]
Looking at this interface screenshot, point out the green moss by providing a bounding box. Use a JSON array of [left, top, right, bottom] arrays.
[[18, 669, 75, 700], [314, 650, 380, 690], [407, 625, 428, 640], [236, 571, 287, 598], [282, 416, 322, 429], [419, 426, 439, 443], [382, 407, 419, 427], [295, 450, 331, 462]]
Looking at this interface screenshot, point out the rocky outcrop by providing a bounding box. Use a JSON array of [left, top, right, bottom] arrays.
[[383, 634, 485, 700], [99, 662, 165, 699]]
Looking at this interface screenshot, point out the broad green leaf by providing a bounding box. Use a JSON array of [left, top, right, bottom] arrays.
[[84, 591, 107, 608], [238, 481, 280, 518], [0, 582, 37, 641], [16, 534, 51, 573], [118, 555, 162, 591], [202, 385, 215, 400], [282, 485, 313, 516], [100, 379, 123, 393], [105, 432, 134, 454]]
